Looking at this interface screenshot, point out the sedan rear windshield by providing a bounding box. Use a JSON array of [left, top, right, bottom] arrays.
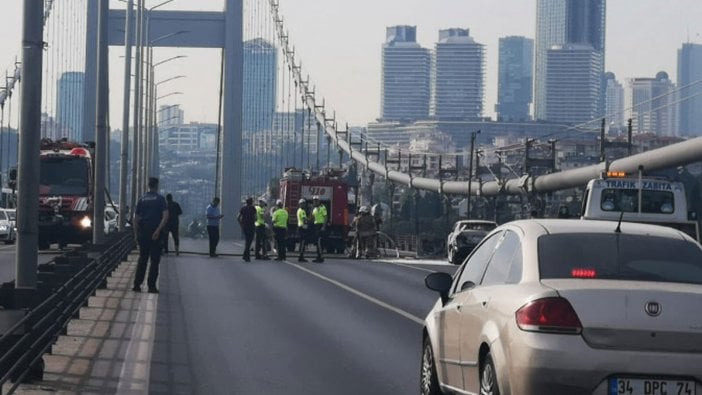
[[538, 233, 702, 285]]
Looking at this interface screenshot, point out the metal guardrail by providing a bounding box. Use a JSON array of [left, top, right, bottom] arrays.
[[0, 231, 134, 394]]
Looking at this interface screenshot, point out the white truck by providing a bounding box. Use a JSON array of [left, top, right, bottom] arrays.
[[581, 171, 700, 242]]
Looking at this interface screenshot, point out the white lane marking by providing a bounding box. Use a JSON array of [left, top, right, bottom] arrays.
[[374, 259, 454, 274], [117, 294, 158, 394], [284, 261, 425, 326]]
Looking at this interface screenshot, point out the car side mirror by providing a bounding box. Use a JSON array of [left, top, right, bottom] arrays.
[[425, 272, 453, 305]]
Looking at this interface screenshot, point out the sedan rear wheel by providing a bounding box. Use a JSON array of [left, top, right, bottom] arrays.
[[421, 337, 442, 395], [480, 353, 500, 395]]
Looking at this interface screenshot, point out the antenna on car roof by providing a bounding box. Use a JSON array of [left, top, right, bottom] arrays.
[[614, 211, 624, 233]]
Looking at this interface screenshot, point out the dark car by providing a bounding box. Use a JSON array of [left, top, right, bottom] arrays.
[[446, 220, 497, 264]]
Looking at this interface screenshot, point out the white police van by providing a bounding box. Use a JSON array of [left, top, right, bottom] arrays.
[[581, 171, 700, 242]]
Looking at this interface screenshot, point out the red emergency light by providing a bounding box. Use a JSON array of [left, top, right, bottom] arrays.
[[70, 148, 89, 157]]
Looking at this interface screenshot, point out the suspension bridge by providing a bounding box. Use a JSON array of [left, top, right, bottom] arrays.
[[0, 0, 700, 393]]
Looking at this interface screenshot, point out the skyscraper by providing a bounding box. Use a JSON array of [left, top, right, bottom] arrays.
[[56, 72, 85, 141], [545, 44, 602, 124], [431, 28, 485, 120], [625, 72, 677, 136], [534, 0, 606, 121], [381, 26, 431, 122], [496, 36, 533, 121], [243, 38, 277, 132], [604, 72, 624, 128], [677, 43, 702, 136]]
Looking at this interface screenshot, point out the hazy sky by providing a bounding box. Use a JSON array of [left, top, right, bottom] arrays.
[[1, 0, 701, 128]]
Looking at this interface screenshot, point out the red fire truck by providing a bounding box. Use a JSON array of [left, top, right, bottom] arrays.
[[38, 138, 94, 249], [278, 169, 350, 253]]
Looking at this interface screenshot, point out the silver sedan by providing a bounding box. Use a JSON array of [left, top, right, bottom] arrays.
[[421, 219, 702, 395]]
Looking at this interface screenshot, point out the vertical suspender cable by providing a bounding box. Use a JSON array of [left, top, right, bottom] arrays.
[[215, 48, 225, 198]]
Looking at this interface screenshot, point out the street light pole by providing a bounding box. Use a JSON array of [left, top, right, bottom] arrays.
[[131, 0, 144, 209], [119, 0, 134, 231], [93, 0, 109, 244], [466, 130, 480, 219]]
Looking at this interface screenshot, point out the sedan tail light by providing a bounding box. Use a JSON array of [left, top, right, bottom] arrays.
[[516, 297, 582, 334]]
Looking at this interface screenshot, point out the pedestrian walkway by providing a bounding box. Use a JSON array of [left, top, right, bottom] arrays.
[[9, 237, 246, 395]]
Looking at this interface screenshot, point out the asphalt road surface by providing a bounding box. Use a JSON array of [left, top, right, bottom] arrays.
[[0, 244, 60, 284], [146, 241, 457, 395]]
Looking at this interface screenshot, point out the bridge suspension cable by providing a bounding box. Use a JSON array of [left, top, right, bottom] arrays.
[[266, 0, 702, 197]]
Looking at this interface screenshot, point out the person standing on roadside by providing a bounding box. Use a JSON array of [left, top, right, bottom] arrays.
[[206, 197, 223, 257], [311, 196, 327, 263], [163, 194, 183, 255], [237, 197, 256, 262], [296, 198, 309, 262], [254, 199, 270, 260], [272, 199, 289, 261], [133, 177, 169, 293]]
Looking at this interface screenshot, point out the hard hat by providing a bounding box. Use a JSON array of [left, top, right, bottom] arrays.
[[276, 199, 283, 206], [312, 195, 320, 201], [298, 198, 306, 205], [258, 199, 267, 206], [360, 205, 369, 213]]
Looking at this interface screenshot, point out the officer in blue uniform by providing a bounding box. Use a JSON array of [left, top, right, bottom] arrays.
[[133, 177, 169, 293]]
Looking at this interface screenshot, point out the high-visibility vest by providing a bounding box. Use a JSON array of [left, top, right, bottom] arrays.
[[272, 208, 289, 229], [297, 208, 307, 227], [312, 205, 327, 225], [255, 205, 265, 227]]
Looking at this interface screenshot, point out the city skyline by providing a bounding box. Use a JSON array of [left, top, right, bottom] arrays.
[[0, 1, 700, 128]]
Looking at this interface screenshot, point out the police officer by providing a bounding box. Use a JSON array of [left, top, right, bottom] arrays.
[[272, 200, 289, 261], [311, 196, 327, 263], [133, 177, 169, 293], [237, 197, 257, 262], [296, 198, 308, 262], [254, 199, 270, 260]]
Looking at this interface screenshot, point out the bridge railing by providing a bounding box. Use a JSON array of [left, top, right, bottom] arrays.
[[0, 232, 134, 394]]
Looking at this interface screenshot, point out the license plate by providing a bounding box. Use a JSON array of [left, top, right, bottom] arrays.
[[609, 377, 696, 395]]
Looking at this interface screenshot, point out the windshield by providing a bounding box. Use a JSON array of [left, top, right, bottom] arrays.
[[600, 188, 674, 214], [40, 157, 90, 196], [539, 233, 702, 285], [461, 223, 496, 232], [6, 211, 15, 220]]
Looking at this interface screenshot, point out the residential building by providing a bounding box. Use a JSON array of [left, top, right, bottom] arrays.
[[625, 72, 677, 136], [534, 0, 606, 121], [432, 28, 485, 120], [496, 36, 534, 121], [158, 104, 184, 127], [244, 38, 277, 132], [677, 42, 702, 136], [381, 26, 431, 122], [56, 72, 85, 141], [545, 44, 602, 124]]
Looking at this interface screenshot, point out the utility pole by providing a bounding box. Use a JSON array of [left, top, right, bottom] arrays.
[[600, 118, 606, 163], [93, 0, 109, 244], [466, 130, 480, 219], [16, 0, 44, 289], [627, 118, 633, 156], [119, 0, 134, 231]]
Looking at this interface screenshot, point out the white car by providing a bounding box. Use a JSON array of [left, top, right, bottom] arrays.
[[423, 219, 702, 395], [446, 220, 497, 264], [0, 209, 15, 244]]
